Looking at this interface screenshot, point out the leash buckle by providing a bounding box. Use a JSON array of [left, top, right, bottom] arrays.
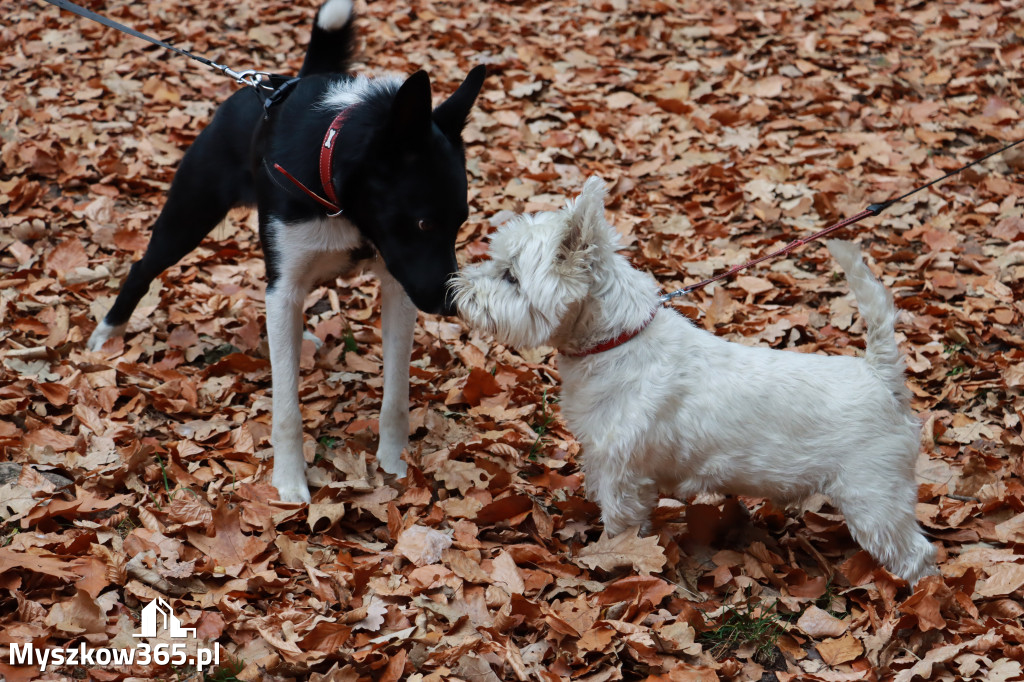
[[215, 64, 275, 90], [235, 70, 275, 90]]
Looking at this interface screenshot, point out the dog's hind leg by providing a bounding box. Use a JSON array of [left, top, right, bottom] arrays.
[[834, 471, 937, 586], [87, 174, 244, 351], [88, 92, 260, 351], [374, 268, 415, 477]]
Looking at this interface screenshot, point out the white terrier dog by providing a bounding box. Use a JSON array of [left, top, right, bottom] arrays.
[[452, 177, 937, 585]]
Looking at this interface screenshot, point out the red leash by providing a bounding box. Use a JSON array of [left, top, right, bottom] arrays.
[[660, 136, 1024, 303], [565, 202, 873, 355], [660, 205, 881, 302], [571, 136, 1023, 357]]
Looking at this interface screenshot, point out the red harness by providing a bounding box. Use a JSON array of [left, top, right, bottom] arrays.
[[273, 108, 351, 215], [562, 309, 657, 358]]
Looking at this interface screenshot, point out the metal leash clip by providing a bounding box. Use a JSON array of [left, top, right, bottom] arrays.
[[215, 65, 276, 90]]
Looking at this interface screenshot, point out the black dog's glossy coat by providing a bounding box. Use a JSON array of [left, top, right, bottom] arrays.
[[254, 68, 482, 313], [90, 0, 486, 501], [96, 3, 485, 331]]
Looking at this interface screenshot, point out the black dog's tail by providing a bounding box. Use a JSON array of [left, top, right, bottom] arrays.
[[299, 0, 357, 77]]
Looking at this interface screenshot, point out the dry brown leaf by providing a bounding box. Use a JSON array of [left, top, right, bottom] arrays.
[[976, 563, 1024, 598], [654, 621, 703, 655], [167, 493, 214, 528], [0, 547, 81, 580], [186, 500, 267, 567], [796, 605, 849, 638], [307, 502, 347, 532], [815, 632, 864, 666], [489, 549, 526, 595], [575, 528, 667, 574], [44, 588, 107, 635], [394, 525, 452, 566]]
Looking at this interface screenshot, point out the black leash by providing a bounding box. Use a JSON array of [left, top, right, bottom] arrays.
[[870, 136, 1024, 214], [660, 135, 1024, 302], [43, 0, 279, 92]]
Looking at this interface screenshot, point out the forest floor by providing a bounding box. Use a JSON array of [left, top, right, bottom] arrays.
[[2, 0, 1024, 680]]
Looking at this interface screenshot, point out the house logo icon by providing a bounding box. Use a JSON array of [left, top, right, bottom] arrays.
[[133, 598, 197, 639]]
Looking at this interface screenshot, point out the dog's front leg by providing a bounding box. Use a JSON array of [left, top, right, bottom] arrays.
[[266, 284, 312, 503], [375, 269, 415, 477], [600, 478, 658, 537], [583, 443, 657, 536]]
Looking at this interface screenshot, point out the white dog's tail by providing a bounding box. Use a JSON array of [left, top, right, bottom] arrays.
[[827, 240, 908, 396]]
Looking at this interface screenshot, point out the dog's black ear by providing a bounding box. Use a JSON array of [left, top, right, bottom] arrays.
[[433, 65, 487, 141], [390, 70, 433, 140]]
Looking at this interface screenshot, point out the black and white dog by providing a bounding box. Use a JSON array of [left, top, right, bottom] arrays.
[[87, 0, 486, 502]]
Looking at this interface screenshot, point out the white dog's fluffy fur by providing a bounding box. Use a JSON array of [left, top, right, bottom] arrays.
[[452, 177, 937, 585]]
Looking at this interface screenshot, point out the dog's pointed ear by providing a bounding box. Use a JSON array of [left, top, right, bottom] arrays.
[[433, 65, 487, 142], [560, 176, 609, 260], [389, 70, 433, 140]]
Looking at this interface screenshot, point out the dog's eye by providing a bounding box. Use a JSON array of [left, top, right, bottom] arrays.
[[417, 219, 433, 232], [503, 269, 518, 286]]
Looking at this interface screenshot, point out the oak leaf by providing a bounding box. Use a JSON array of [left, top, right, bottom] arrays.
[[394, 525, 452, 567], [796, 605, 849, 638], [816, 632, 864, 666], [350, 594, 388, 632], [167, 494, 213, 528], [575, 527, 667, 574], [186, 500, 267, 566]]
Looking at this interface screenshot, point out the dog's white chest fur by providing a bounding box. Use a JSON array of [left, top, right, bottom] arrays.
[[266, 216, 366, 293]]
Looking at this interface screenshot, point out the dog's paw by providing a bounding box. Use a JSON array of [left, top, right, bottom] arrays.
[[377, 457, 408, 479], [301, 329, 323, 350], [274, 481, 312, 504], [375, 448, 408, 478], [86, 320, 127, 352], [273, 468, 312, 504], [376, 433, 409, 478], [602, 516, 650, 538]]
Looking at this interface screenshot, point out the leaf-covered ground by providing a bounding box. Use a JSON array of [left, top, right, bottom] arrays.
[[2, 0, 1024, 680]]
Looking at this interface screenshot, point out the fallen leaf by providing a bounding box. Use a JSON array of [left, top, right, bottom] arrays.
[[816, 632, 864, 666], [575, 528, 667, 574], [394, 525, 453, 567], [796, 605, 849, 638], [186, 500, 267, 566]]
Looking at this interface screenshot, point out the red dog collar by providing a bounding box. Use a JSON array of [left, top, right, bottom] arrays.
[[273, 108, 352, 215], [562, 309, 657, 358]]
